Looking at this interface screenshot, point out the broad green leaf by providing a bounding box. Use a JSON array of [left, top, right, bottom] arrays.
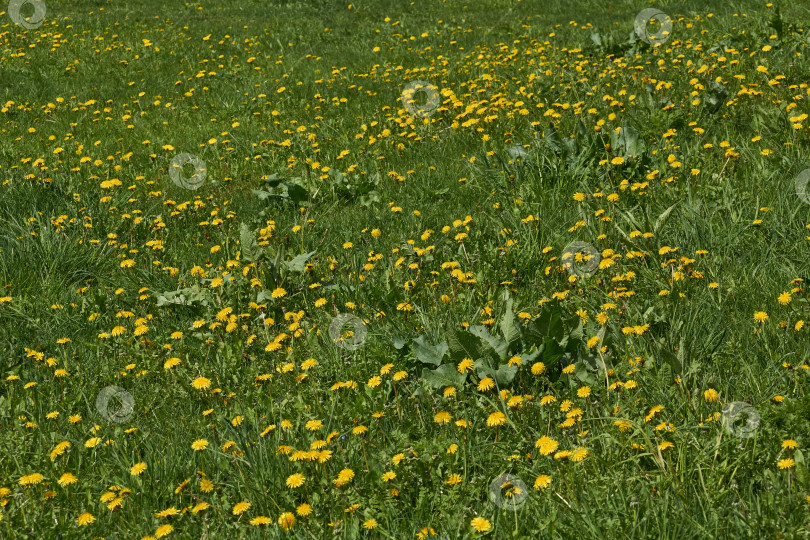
[[521, 345, 542, 364], [525, 304, 564, 344], [581, 354, 600, 372], [412, 335, 448, 366], [156, 285, 210, 307], [795, 450, 808, 487], [469, 325, 508, 360], [285, 178, 309, 204], [493, 363, 519, 385], [239, 223, 257, 262], [542, 336, 565, 366], [567, 314, 584, 342], [654, 203, 679, 235], [499, 295, 521, 345], [286, 250, 316, 272], [475, 359, 518, 386], [573, 361, 597, 386], [446, 328, 485, 362], [392, 335, 409, 350], [544, 124, 563, 153], [659, 341, 683, 373], [422, 364, 467, 389], [359, 190, 380, 207]]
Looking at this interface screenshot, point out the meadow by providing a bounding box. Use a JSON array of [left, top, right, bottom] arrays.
[[0, 0, 809, 537]]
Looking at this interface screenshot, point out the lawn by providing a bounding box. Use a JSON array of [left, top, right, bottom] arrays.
[[0, 0, 809, 538]]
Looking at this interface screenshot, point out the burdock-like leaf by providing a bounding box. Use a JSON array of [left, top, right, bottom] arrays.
[[412, 336, 448, 366]]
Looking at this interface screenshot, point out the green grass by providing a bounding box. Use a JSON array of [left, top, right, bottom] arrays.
[[0, 0, 809, 538]]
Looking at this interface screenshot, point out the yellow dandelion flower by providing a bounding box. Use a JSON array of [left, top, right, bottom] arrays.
[[704, 389, 719, 403], [58, 473, 78, 487], [477, 377, 495, 391], [84, 438, 101, 448], [531, 361, 546, 375], [19, 473, 44, 486], [782, 439, 798, 450], [434, 411, 452, 424], [533, 475, 552, 489], [286, 474, 305, 488], [457, 357, 474, 373], [446, 473, 463, 485], [191, 439, 209, 451], [155, 524, 173, 538], [535, 436, 559, 456], [278, 512, 295, 530], [232, 501, 251, 515], [777, 458, 795, 469], [571, 447, 589, 462], [76, 512, 95, 526], [470, 517, 492, 532], [334, 468, 355, 486], [164, 357, 181, 370], [155, 507, 180, 518], [50, 441, 71, 461], [191, 377, 211, 390], [271, 287, 287, 299], [486, 411, 507, 427]]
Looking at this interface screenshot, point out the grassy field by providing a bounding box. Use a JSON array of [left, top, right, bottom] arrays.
[[1, 0, 810, 537]]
